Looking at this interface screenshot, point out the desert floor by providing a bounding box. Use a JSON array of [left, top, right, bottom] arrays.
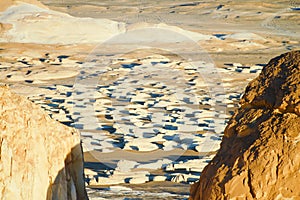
[[0, 0, 299, 199]]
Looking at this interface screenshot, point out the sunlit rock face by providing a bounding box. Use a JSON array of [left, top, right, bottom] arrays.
[[190, 51, 300, 200], [0, 86, 87, 200]]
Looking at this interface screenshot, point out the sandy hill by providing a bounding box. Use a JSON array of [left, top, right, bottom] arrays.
[[0, 0, 126, 44], [0, 0, 47, 12]]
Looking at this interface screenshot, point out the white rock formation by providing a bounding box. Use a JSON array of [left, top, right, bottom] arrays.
[[0, 86, 87, 200]]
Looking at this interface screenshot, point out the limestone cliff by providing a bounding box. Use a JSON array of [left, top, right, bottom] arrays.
[[0, 86, 88, 200], [190, 51, 300, 200]]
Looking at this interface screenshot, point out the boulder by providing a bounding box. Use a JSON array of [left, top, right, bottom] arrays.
[[0, 86, 88, 200], [190, 51, 300, 200]]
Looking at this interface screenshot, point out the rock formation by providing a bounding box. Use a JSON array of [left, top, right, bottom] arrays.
[[0, 86, 88, 200], [190, 51, 300, 200]]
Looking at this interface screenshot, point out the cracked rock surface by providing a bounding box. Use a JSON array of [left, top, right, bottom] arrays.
[[189, 51, 300, 200]]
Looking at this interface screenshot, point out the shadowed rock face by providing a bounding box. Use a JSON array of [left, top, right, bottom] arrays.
[[190, 51, 300, 200], [0, 86, 87, 200]]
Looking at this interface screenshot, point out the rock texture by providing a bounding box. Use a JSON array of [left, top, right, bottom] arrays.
[[0, 0, 48, 12], [190, 51, 300, 200], [0, 86, 87, 200]]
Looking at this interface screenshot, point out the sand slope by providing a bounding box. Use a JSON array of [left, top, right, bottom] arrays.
[[0, 0, 47, 12]]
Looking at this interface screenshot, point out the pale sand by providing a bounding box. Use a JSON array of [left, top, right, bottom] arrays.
[[0, 0, 47, 12]]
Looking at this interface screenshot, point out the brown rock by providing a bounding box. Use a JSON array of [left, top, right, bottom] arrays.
[[0, 86, 88, 200], [190, 51, 300, 200]]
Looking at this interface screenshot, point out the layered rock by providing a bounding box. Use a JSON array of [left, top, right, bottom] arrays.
[[0, 86, 87, 200], [190, 51, 300, 200]]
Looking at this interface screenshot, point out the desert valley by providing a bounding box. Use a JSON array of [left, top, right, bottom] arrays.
[[0, 0, 299, 199]]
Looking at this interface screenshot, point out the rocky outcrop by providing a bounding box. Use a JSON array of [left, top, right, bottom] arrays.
[[190, 51, 300, 200], [0, 86, 88, 200]]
